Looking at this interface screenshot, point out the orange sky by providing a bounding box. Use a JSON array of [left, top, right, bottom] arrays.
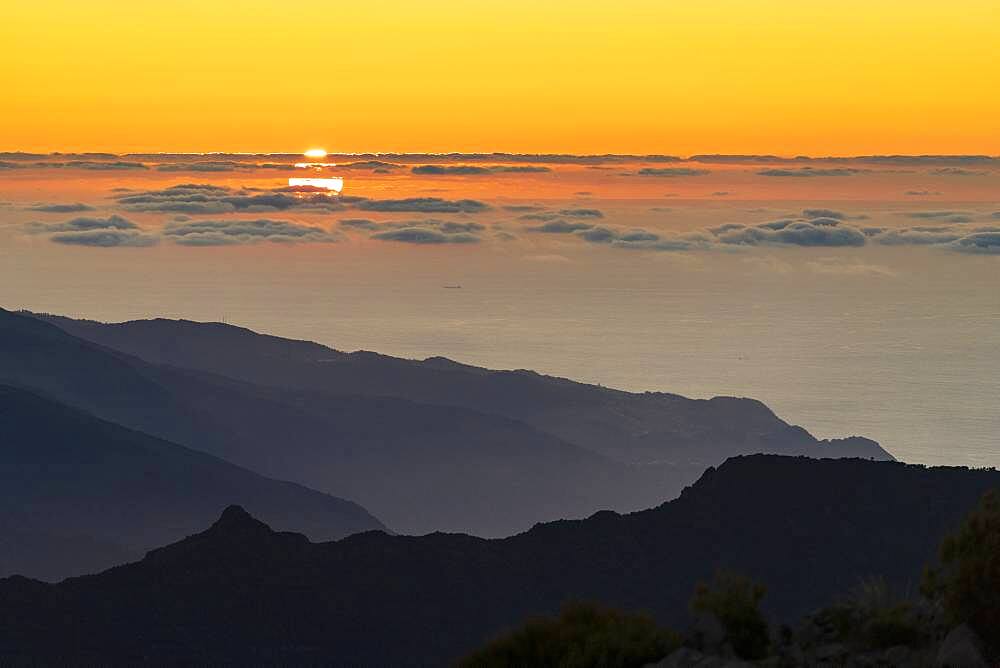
[[3, 0, 999, 154]]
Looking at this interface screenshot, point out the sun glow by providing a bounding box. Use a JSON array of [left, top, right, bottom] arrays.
[[288, 177, 344, 193], [304, 148, 328, 159]]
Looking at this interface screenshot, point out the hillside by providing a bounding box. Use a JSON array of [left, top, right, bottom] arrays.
[[0, 308, 672, 536], [33, 311, 892, 468], [1, 455, 992, 665], [0, 385, 384, 581]]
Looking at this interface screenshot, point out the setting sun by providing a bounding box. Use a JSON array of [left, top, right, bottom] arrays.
[[304, 148, 328, 159]]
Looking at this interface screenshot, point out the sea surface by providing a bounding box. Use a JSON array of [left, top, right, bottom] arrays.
[[2, 159, 998, 468], [7, 245, 997, 469]]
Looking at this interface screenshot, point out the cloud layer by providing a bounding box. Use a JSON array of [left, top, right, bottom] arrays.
[[163, 219, 338, 246]]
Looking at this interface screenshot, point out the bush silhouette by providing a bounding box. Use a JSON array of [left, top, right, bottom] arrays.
[[690, 571, 769, 659], [923, 488, 1000, 651], [458, 601, 680, 668], [840, 577, 926, 649]]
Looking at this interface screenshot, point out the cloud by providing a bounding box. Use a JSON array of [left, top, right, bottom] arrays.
[[876, 229, 962, 246], [617, 230, 660, 243], [338, 218, 487, 244], [115, 184, 238, 214], [156, 161, 254, 173], [615, 234, 713, 252], [905, 190, 942, 196], [35, 160, 148, 170], [870, 225, 1000, 253], [412, 165, 551, 175], [759, 213, 848, 229], [356, 197, 489, 213], [115, 184, 344, 214], [559, 208, 603, 218], [519, 213, 561, 222], [163, 219, 338, 245], [566, 225, 710, 252], [438, 221, 485, 233], [577, 226, 618, 243], [525, 220, 594, 233], [412, 165, 490, 175], [339, 218, 382, 231], [802, 209, 846, 220], [371, 228, 479, 244], [217, 193, 345, 212], [637, 168, 710, 177], [27, 214, 139, 233], [26, 203, 95, 213], [902, 211, 973, 223], [714, 221, 867, 247], [931, 168, 988, 176], [492, 166, 553, 173], [503, 205, 544, 212], [806, 217, 843, 227], [849, 155, 999, 166], [338, 161, 401, 170], [757, 219, 796, 230], [708, 223, 745, 235], [950, 232, 1000, 254], [49, 230, 158, 247], [688, 154, 1000, 167], [255, 163, 298, 170], [757, 168, 864, 177]]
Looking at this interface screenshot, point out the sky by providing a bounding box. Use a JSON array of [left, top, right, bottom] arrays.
[[1, 2, 999, 466], [3, 0, 999, 154]]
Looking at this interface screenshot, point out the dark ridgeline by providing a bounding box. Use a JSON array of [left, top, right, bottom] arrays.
[[0, 308, 666, 539], [1, 455, 996, 666], [5, 310, 890, 539], [0, 385, 384, 581], [35, 311, 892, 466]]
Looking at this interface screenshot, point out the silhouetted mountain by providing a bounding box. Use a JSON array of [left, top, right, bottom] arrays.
[[0, 308, 673, 536], [0, 385, 384, 581], [35, 310, 889, 457], [36, 313, 891, 467], [1, 456, 992, 666]]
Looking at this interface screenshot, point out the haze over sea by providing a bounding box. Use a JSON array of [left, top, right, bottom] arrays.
[[2, 153, 998, 468]]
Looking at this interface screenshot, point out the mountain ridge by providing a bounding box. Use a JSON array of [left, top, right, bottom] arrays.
[[28, 310, 893, 467], [1, 308, 677, 536], [0, 455, 991, 666], [0, 384, 385, 581]]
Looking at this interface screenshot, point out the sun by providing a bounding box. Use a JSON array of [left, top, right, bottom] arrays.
[[304, 148, 327, 159]]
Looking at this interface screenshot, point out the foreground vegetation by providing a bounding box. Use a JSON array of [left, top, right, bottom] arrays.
[[461, 489, 1000, 667], [459, 603, 680, 668]]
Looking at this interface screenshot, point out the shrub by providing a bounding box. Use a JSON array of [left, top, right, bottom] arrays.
[[861, 604, 925, 649], [458, 601, 680, 668], [810, 577, 927, 651], [844, 576, 926, 649], [690, 571, 769, 660], [923, 489, 1000, 651]]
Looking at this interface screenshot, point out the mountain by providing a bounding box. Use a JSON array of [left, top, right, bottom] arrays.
[[31, 312, 892, 468], [1, 455, 991, 666], [0, 385, 384, 581], [0, 308, 673, 536]]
